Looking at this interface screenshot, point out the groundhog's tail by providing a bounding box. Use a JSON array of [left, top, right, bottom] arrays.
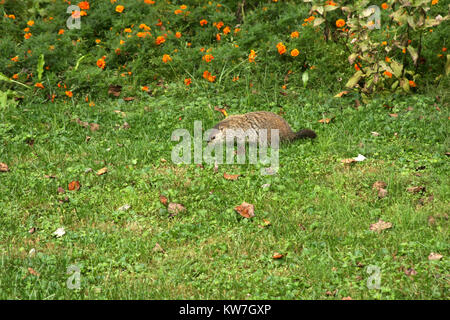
[[294, 129, 317, 140]]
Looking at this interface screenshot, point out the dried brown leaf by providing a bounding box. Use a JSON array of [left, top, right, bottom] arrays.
[[370, 219, 392, 233], [234, 202, 255, 219]]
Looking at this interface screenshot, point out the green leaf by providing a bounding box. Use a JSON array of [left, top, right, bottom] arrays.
[[37, 54, 45, 81], [446, 55, 450, 76], [345, 71, 362, 88], [0, 72, 30, 89], [313, 18, 325, 27], [390, 60, 403, 78], [407, 46, 418, 65], [302, 71, 309, 88]]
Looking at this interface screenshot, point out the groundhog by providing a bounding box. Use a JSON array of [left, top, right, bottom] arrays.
[[207, 111, 316, 144]]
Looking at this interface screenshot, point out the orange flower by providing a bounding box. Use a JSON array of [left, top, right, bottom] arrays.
[[12, 74, 19, 79], [144, 0, 155, 3], [382, 41, 387, 46], [95, 39, 101, 44], [115, 5, 124, 13], [27, 20, 35, 26], [24, 33, 32, 39], [409, 80, 416, 87], [290, 49, 299, 57], [58, 29, 65, 35], [354, 63, 360, 71], [11, 56, 19, 62], [248, 50, 257, 63], [290, 31, 299, 38], [234, 28, 241, 34], [223, 26, 230, 35], [431, 0, 438, 5], [175, 32, 182, 38], [200, 19, 208, 26], [384, 71, 392, 78], [35, 82, 44, 89], [65, 91, 73, 97], [216, 33, 221, 41], [202, 54, 214, 63], [180, 5, 187, 10], [79, 1, 90, 10], [184, 78, 192, 86], [174, 9, 182, 15], [97, 58, 106, 69], [24, 27, 30, 32], [381, 3, 388, 10], [336, 19, 346, 28], [203, 71, 216, 82], [215, 21, 224, 30], [276, 42, 286, 55], [139, 23, 151, 31], [142, 86, 149, 91], [385, 57, 391, 62], [162, 54, 172, 63], [155, 36, 166, 45]]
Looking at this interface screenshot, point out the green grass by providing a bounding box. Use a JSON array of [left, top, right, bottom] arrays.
[[0, 84, 448, 299]]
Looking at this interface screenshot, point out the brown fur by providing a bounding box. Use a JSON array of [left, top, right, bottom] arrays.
[[210, 111, 316, 142]]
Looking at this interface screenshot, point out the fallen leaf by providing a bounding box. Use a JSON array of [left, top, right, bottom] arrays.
[[159, 195, 168, 206], [44, 174, 57, 179], [369, 219, 392, 233], [371, 131, 380, 136], [353, 154, 366, 162], [0, 162, 9, 172], [334, 90, 349, 98], [89, 123, 100, 132], [108, 84, 122, 97], [407, 186, 425, 194], [168, 203, 186, 217], [68, 180, 81, 191], [325, 290, 337, 296], [318, 118, 332, 124], [85, 136, 91, 142], [96, 167, 108, 176], [153, 243, 165, 253], [117, 204, 131, 211], [234, 202, 255, 218], [341, 158, 356, 164], [372, 181, 387, 190], [378, 188, 388, 198], [114, 110, 126, 117], [27, 267, 40, 276], [123, 97, 135, 102], [214, 106, 228, 117], [28, 227, 36, 234], [272, 252, 285, 259], [389, 113, 398, 118], [57, 187, 65, 194], [428, 252, 443, 261], [122, 122, 130, 129], [428, 215, 436, 226], [223, 173, 240, 180], [53, 227, 66, 238], [404, 268, 417, 276], [342, 296, 352, 300]]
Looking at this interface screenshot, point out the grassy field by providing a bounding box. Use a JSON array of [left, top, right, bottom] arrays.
[[0, 83, 448, 299], [0, 0, 449, 300]]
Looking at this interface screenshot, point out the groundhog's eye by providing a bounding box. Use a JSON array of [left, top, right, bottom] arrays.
[[210, 136, 215, 140]]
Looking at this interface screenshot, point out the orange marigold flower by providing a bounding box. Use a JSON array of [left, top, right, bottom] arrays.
[[336, 19, 346, 28], [385, 57, 391, 62], [223, 26, 230, 35], [174, 9, 182, 15], [12, 74, 19, 79], [381, 3, 388, 10], [124, 28, 132, 33], [215, 21, 224, 30], [431, 0, 438, 5], [79, 1, 90, 10], [139, 23, 151, 31], [162, 54, 172, 63], [155, 36, 166, 45], [200, 19, 208, 26], [384, 71, 392, 78], [8, 14, 16, 19], [58, 29, 65, 35], [142, 86, 149, 92], [276, 42, 286, 55], [27, 20, 35, 26], [24, 27, 30, 32], [144, 0, 155, 3], [202, 54, 214, 63], [115, 5, 124, 13], [65, 91, 73, 97], [291, 31, 299, 38], [234, 28, 240, 34], [248, 50, 257, 63], [97, 58, 106, 69], [291, 49, 300, 57], [409, 80, 416, 87], [184, 78, 192, 86], [442, 47, 447, 52], [95, 39, 101, 44], [216, 33, 221, 41], [35, 82, 44, 89], [354, 63, 361, 71], [175, 32, 182, 38], [11, 56, 19, 62], [24, 33, 32, 39], [382, 41, 387, 46]]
